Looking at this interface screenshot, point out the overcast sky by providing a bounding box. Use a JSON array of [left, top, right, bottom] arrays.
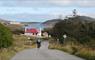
[[0, 0, 95, 22]]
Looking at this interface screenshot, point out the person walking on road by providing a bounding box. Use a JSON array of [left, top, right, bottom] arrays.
[[36, 39, 41, 48]]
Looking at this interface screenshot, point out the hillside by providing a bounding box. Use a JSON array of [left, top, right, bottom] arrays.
[[21, 22, 41, 26], [0, 18, 10, 24], [78, 16, 95, 21], [42, 19, 62, 28], [49, 15, 95, 60], [66, 16, 95, 23]]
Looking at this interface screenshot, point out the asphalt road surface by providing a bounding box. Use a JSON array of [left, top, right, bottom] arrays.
[[11, 41, 84, 60]]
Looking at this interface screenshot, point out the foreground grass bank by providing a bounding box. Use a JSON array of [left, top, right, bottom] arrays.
[[49, 38, 95, 60], [0, 35, 36, 60]]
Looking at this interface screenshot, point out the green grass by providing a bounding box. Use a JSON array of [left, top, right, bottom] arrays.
[[0, 35, 36, 60]]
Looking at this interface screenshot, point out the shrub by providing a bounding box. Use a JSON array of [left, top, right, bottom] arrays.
[[0, 23, 13, 48]]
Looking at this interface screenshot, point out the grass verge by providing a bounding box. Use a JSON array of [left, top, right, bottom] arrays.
[[0, 35, 36, 60], [49, 43, 95, 60]]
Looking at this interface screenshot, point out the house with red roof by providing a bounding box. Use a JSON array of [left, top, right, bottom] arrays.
[[25, 28, 38, 35], [24, 26, 41, 37]]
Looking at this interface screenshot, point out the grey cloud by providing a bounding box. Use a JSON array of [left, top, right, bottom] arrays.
[[77, 0, 95, 7], [0, 0, 56, 7], [49, 0, 95, 7], [0, 0, 95, 7]]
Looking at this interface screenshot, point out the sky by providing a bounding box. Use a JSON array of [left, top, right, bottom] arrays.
[[0, 0, 95, 22]]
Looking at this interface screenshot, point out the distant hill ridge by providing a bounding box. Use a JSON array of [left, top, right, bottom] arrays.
[[42, 16, 95, 28], [42, 19, 63, 28], [0, 18, 10, 23], [0, 16, 95, 29], [73, 16, 95, 22]]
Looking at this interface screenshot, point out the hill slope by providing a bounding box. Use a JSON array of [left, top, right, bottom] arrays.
[[42, 19, 62, 28]]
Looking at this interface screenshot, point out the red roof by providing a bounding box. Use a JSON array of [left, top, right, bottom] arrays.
[[25, 28, 38, 33]]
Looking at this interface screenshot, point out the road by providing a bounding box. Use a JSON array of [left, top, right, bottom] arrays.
[[11, 41, 84, 60]]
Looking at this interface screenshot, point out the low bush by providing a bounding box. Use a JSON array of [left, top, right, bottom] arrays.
[[0, 23, 13, 48]]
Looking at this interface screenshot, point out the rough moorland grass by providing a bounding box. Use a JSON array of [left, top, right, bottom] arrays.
[[49, 43, 95, 60], [76, 48, 95, 60], [0, 48, 16, 60], [0, 35, 36, 60]]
